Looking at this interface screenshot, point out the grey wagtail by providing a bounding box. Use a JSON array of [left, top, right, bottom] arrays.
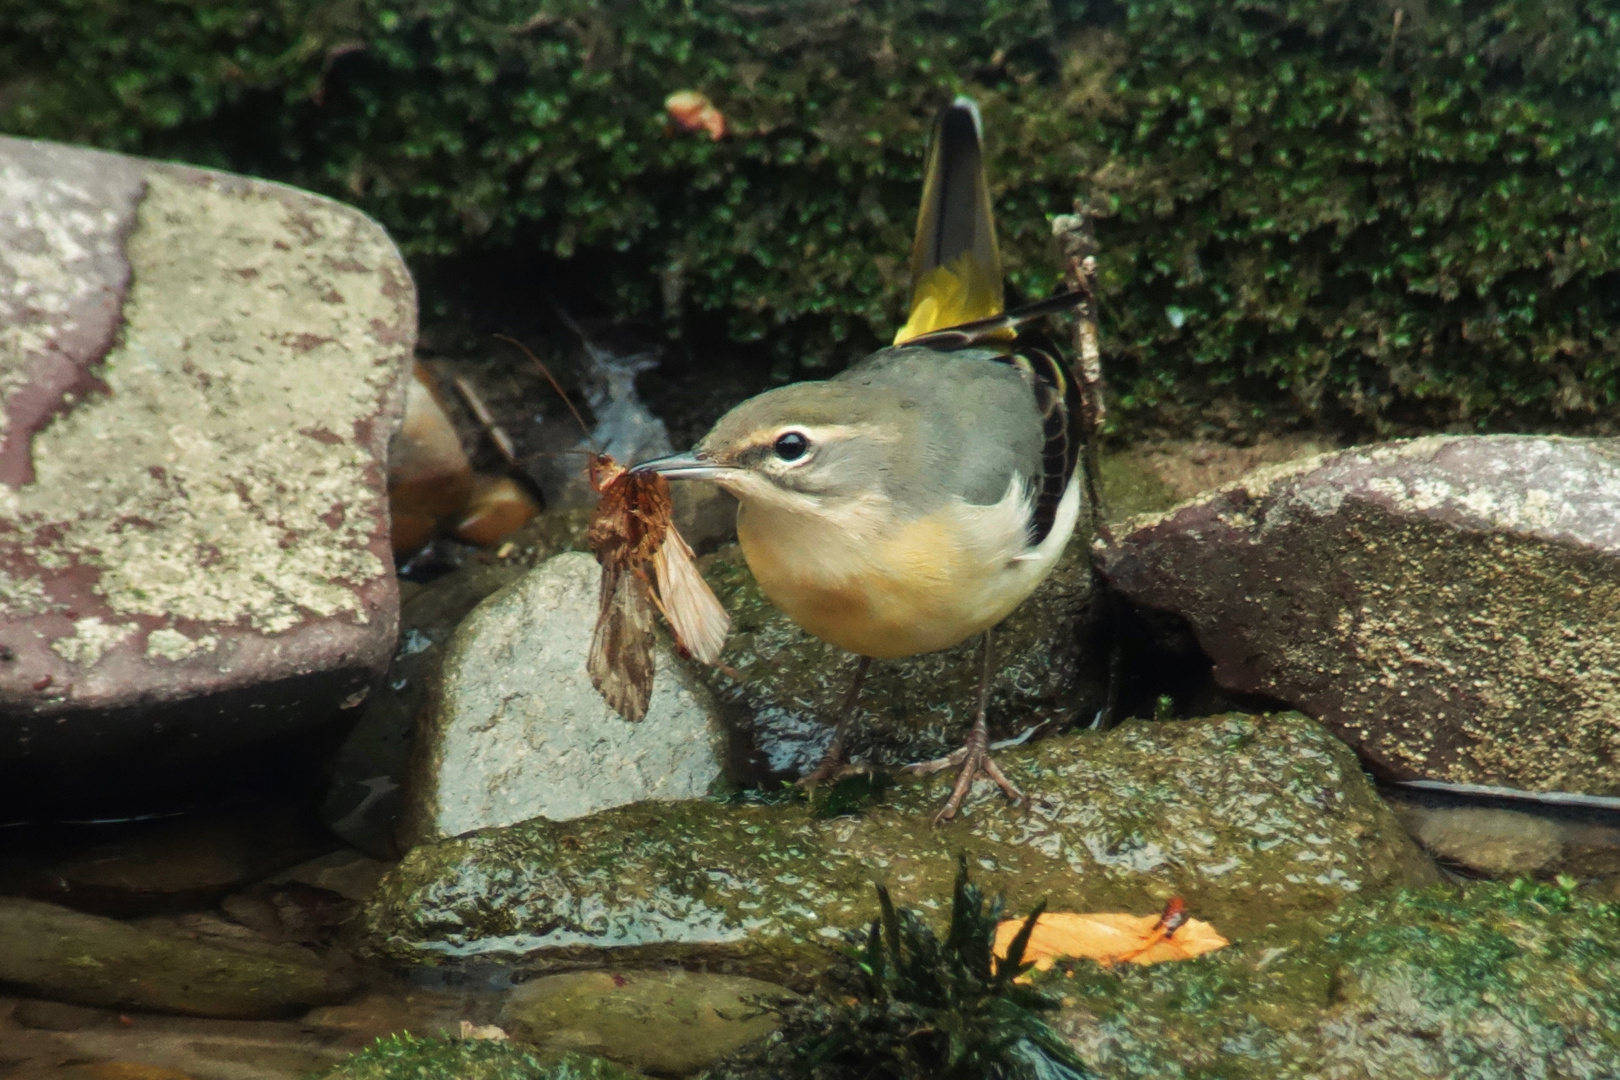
[[639, 98, 1087, 822]]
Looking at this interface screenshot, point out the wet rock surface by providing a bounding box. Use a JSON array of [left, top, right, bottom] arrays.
[[300, 990, 487, 1044], [0, 137, 415, 812], [1054, 880, 1620, 1077], [401, 552, 727, 846], [1097, 435, 1620, 795], [363, 712, 1436, 979], [324, 558, 528, 856], [694, 542, 1099, 779], [1, 992, 356, 1080], [501, 969, 793, 1075], [0, 897, 358, 1019], [1384, 787, 1620, 882], [3, 803, 333, 917]]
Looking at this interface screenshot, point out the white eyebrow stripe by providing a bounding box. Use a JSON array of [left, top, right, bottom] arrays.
[[790, 423, 897, 445]]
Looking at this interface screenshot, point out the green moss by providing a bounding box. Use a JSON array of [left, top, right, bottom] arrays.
[[360, 714, 1436, 981], [318, 1035, 642, 1080], [8, 1, 1620, 433], [1052, 879, 1620, 1076]]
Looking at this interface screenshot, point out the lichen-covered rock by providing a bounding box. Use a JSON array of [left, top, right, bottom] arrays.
[[1097, 436, 1620, 795], [0, 896, 358, 1018], [1054, 880, 1620, 1078], [401, 552, 728, 846], [0, 136, 414, 811], [363, 713, 1436, 981], [694, 542, 1098, 779], [500, 970, 793, 1075]]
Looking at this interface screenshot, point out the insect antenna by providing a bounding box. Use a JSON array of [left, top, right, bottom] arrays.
[[493, 332, 599, 454]]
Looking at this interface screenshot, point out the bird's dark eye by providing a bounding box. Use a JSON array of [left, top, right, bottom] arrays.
[[773, 431, 810, 461]]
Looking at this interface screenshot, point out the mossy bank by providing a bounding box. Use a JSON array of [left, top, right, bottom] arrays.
[[6, 1, 1619, 435]]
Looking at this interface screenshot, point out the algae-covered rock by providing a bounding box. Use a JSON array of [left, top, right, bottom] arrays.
[[0, 897, 357, 1018], [363, 713, 1435, 980], [694, 542, 1098, 778], [318, 1035, 640, 1080], [501, 969, 793, 1076], [1054, 880, 1620, 1077]]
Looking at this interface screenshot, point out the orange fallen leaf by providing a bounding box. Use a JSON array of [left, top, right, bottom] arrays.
[[586, 453, 729, 721], [665, 90, 726, 140], [995, 899, 1228, 973]]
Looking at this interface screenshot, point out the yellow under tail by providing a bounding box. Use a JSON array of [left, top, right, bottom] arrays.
[[894, 97, 1005, 345]]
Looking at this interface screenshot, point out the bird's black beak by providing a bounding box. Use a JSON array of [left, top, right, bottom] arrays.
[[633, 450, 730, 481]]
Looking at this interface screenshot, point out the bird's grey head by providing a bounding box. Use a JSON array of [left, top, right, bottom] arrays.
[[639, 380, 904, 513]]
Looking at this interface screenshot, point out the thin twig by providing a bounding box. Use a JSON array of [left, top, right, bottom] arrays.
[[451, 374, 520, 468], [1050, 202, 1107, 528]]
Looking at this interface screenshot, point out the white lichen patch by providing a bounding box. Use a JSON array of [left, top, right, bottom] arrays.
[[51, 617, 136, 667], [145, 627, 219, 662], [12, 171, 410, 634], [0, 568, 51, 618]]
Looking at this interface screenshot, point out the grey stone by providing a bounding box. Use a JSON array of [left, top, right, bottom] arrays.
[[1383, 788, 1620, 881], [364, 713, 1437, 982], [1097, 435, 1620, 795], [1397, 804, 1566, 877], [500, 970, 793, 1075], [401, 551, 727, 845], [270, 849, 391, 904], [0, 897, 358, 1019], [301, 990, 481, 1044], [0, 136, 414, 810]]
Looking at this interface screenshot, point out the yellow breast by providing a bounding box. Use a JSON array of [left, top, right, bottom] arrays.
[[736, 500, 1039, 659]]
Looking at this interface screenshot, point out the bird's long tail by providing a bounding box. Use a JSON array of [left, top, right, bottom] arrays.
[[894, 97, 1005, 345]]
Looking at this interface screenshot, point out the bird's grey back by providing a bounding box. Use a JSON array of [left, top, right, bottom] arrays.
[[833, 346, 1042, 514]]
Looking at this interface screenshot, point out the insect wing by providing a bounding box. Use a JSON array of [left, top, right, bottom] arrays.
[[651, 526, 730, 664], [587, 563, 657, 722]]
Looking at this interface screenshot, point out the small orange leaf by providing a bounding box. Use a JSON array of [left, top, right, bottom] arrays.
[[995, 902, 1228, 973], [665, 90, 726, 140]]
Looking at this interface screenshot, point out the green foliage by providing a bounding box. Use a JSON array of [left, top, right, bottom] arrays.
[[5, 0, 1620, 432], [721, 859, 1094, 1080], [318, 1034, 640, 1080]]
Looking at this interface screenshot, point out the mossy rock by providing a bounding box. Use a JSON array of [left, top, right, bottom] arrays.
[[693, 542, 1099, 778], [1053, 879, 1620, 1077], [361, 712, 1436, 982], [318, 1035, 641, 1080]]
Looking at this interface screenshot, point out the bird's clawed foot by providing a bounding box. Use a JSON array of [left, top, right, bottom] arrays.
[[903, 723, 1024, 824]]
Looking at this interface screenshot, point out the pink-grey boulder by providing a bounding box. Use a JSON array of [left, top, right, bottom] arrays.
[[1096, 435, 1620, 796], [0, 137, 414, 811]]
